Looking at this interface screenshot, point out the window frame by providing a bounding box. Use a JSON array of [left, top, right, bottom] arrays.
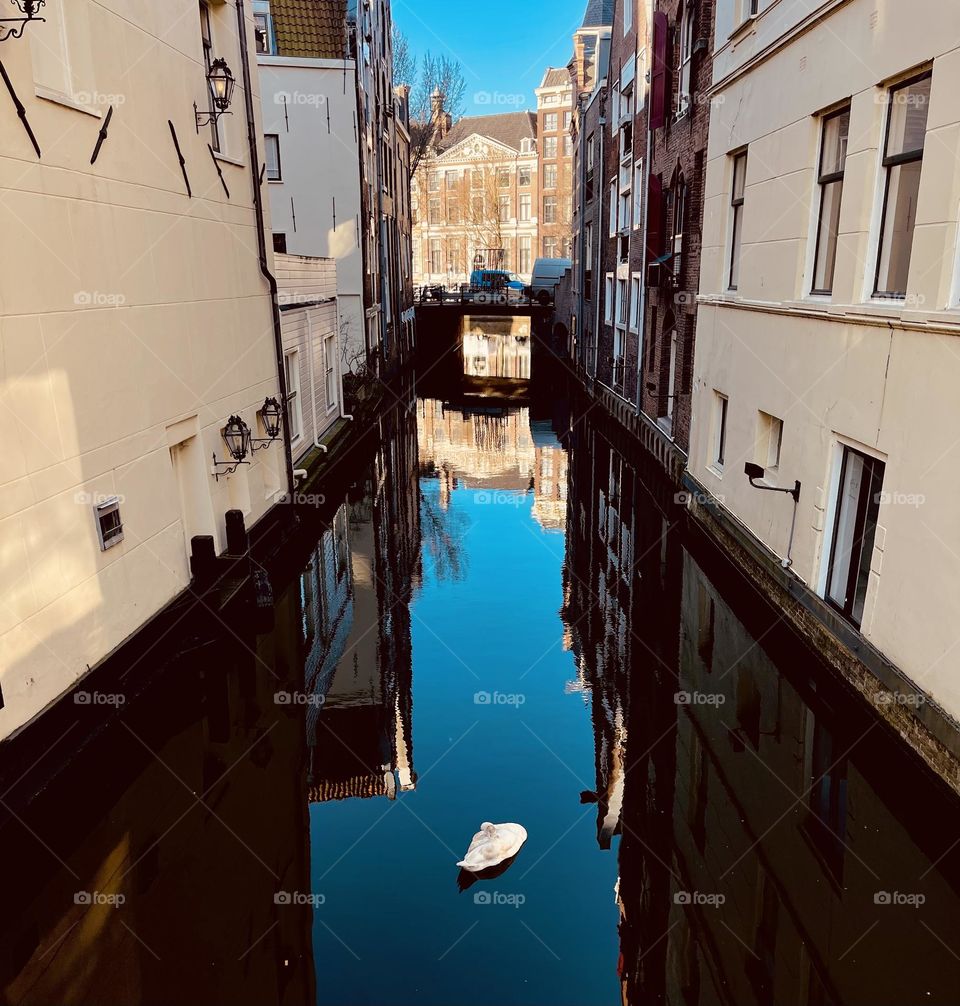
[[264, 133, 282, 181], [728, 151, 747, 291], [872, 71, 932, 300], [94, 496, 124, 551], [811, 104, 851, 296], [712, 392, 729, 471], [284, 350, 303, 441]]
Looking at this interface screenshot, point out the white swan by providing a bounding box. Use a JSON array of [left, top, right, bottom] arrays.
[[456, 822, 527, 872]]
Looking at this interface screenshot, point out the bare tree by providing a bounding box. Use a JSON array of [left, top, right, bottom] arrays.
[[392, 25, 415, 92], [398, 44, 465, 173]]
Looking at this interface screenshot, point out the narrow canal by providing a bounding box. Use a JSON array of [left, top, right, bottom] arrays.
[[2, 328, 960, 1006]]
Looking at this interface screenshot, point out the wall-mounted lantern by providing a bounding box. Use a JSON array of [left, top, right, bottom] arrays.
[[250, 396, 283, 452], [1, 0, 45, 42], [195, 57, 236, 131], [212, 415, 251, 481], [744, 462, 802, 568]]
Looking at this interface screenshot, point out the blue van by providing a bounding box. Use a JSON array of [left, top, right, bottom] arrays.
[[469, 269, 526, 293]]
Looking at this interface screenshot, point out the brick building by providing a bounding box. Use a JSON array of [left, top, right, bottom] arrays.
[[640, 0, 713, 461], [535, 68, 575, 260]]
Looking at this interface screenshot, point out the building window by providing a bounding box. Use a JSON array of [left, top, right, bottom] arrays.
[[712, 392, 728, 470], [544, 164, 558, 189], [519, 166, 532, 187], [544, 237, 560, 257], [671, 176, 686, 280], [445, 170, 457, 189], [429, 199, 441, 224], [273, 233, 287, 254], [447, 201, 460, 224], [264, 134, 281, 180], [564, 111, 572, 130], [519, 237, 532, 274], [756, 412, 783, 470], [729, 151, 747, 290], [604, 274, 615, 323], [543, 195, 558, 224], [498, 168, 511, 188], [677, 2, 695, 116], [624, 0, 633, 33], [94, 497, 124, 551], [498, 194, 511, 220], [585, 223, 593, 300], [253, 1, 276, 54], [472, 194, 484, 219], [544, 136, 558, 159], [617, 278, 628, 325], [472, 170, 484, 189], [284, 351, 302, 440], [199, 2, 221, 151], [629, 274, 641, 331], [609, 179, 618, 237], [544, 112, 559, 132], [825, 446, 885, 626], [324, 335, 338, 411], [812, 106, 850, 295], [520, 193, 532, 221], [428, 172, 439, 191], [874, 73, 932, 299], [563, 136, 573, 157], [430, 239, 442, 273]]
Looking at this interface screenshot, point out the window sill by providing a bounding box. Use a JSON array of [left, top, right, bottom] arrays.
[[214, 151, 246, 169], [707, 464, 725, 479], [728, 14, 759, 43], [35, 86, 102, 119]]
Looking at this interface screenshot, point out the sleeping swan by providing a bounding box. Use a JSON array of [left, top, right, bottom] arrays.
[[456, 822, 527, 872]]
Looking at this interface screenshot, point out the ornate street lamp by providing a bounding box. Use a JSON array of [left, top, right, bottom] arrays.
[[250, 396, 283, 452], [1, 0, 45, 42], [195, 57, 236, 131], [212, 415, 251, 480]]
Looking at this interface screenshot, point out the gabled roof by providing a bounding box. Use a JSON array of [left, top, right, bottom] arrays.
[[271, 0, 349, 60], [540, 67, 573, 89], [438, 111, 537, 154], [580, 0, 614, 28]]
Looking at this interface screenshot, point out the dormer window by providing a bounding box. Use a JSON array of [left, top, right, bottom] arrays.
[[520, 138, 535, 155], [254, 1, 276, 55]]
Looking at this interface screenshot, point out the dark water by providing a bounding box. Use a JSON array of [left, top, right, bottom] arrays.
[[2, 340, 960, 1006]]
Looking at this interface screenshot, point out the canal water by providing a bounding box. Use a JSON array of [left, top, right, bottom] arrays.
[[2, 328, 960, 1005]]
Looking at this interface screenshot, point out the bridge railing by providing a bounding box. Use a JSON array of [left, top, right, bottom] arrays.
[[414, 284, 541, 308]]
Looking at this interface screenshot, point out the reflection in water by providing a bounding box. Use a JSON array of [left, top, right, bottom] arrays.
[[461, 316, 531, 380], [2, 345, 960, 1005]]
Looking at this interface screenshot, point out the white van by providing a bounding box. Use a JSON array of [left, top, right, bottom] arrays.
[[530, 258, 572, 306]]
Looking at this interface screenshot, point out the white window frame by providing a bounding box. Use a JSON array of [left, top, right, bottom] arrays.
[[711, 392, 728, 474], [264, 134, 282, 181], [624, 0, 633, 34], [284, 350, 303, 441], [93, 496, 124, 551], [323, 334, 339, 413], [629, 274, 642, 332], [253, 1, 276, 55], [632, 160, 644, 230], [604, 274, 615, 323], [609, 179, 618, 237]]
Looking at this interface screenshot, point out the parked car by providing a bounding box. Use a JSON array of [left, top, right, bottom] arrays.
[[530, 258, 572, 306], [469, 269, 526, 297]]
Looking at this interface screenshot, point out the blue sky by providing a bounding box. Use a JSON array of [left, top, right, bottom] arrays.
[[392, 0, 586, 117]]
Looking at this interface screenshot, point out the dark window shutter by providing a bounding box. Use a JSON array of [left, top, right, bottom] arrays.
[[650, 11, 669, 131], [647, 172, 663, 261]]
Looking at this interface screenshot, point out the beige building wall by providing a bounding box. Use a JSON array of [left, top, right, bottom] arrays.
[[0, 0, 285, 739], [690, 0, 960, 717]]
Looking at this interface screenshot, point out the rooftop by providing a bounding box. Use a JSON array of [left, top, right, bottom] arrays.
[[580, 0, 614, 28], [438, 111, 538, 154], [540, 67, 573, 89], [270, 0, 349, 60]]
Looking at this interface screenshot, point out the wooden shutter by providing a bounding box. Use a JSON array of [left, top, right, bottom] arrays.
[[649, 11, 669, 131], [646, 172, 663, 261]]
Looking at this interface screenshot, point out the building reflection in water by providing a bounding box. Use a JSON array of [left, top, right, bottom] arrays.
[[461, 315, 531, 380], [562, 413, 960, 1006], [306, 401, 422, 804]]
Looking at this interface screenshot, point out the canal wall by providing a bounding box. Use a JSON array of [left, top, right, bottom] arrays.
[[563, 358, 960, 797]]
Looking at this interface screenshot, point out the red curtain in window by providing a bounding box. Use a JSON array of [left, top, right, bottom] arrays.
[[649, 11, 669, 131]]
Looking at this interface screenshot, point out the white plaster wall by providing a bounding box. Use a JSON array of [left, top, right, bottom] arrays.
[[691, 0, 960, 718], [258, 58, 365, 362], [0, 0, 283, 739]]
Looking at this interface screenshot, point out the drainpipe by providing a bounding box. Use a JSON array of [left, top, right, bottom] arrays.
[[236, 0, 295, 498]]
